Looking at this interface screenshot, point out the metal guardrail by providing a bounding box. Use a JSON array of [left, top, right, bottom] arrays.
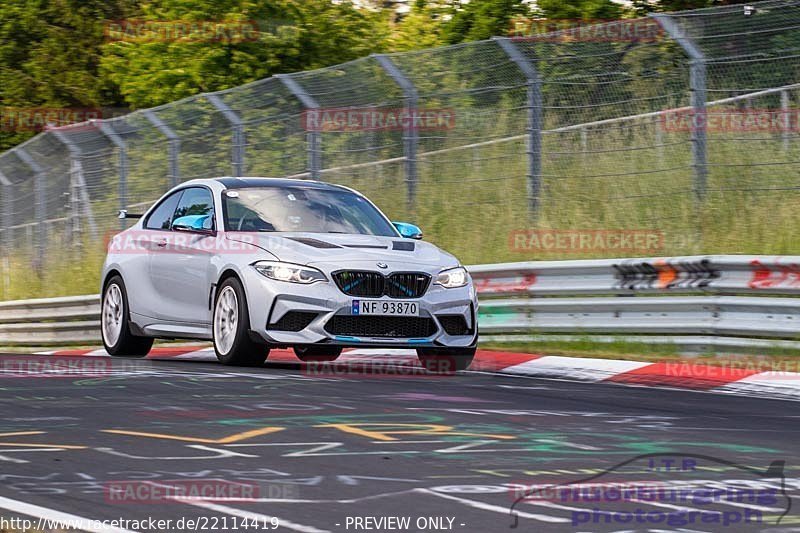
[[0, 294, 99, 345], [1, 255, 799, 347]]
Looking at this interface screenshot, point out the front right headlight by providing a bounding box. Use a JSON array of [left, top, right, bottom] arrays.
[[252, 261, 327, 284], [435, 266, 469, 289]]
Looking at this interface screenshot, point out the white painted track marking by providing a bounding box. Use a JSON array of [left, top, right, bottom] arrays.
[[418, 488, 569, 523], [0, 495, 136, 532]]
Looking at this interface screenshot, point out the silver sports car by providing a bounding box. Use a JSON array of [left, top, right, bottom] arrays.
[[100, 177, 478, 371]]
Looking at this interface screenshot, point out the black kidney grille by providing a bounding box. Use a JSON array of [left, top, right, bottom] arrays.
[[269, 311, 318, 332], [333, 271, 385, 297], [385, 273, 431, 298], [333, 271, 430, 298], [325, 316, 438, 338], [436, 315, 471, 336]]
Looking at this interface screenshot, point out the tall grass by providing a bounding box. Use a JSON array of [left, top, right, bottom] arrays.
[[3, 107, 800, 299]]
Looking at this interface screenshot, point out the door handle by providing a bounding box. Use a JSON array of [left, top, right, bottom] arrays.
[[156, 239, 168, 248]]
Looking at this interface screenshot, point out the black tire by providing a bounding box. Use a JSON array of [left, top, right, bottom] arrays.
[[417, 347, 476, 373], [101, 275, 153, 357], [294, 345, 342, 362], [213, 276, 269, 366]]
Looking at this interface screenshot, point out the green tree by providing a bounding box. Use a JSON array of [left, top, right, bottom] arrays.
[[441, 0, 531, 44], [536, 0, 625, 20], [387, 0, 444, 51], [0, 0, 135, 150], [100, 0, 387, 109]]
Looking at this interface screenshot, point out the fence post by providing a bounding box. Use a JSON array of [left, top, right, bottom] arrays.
[[374, 54, 419, 209], [96, 121, 129, 230], [652, 14, 707, 200], [0, 170, 11, 254], [143, 110, 181, 186], [276, 74, 321, 180], [15, 148, 46, 269], [781, 90, 790, 152], [49, 129, 99, 242], [494, 37, 542, 217], [205, 93, 245, 177]]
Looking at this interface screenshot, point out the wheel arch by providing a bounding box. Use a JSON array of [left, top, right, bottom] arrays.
[[102, 269, 123, 292], [211, 268, 244, 310]]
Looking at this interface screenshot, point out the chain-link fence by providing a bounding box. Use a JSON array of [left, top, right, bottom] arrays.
[[1, 0, 799, 292]]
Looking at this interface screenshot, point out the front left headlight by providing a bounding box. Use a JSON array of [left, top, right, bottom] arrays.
[[435, 266, 469, 288], [252, 261, 327, 284]]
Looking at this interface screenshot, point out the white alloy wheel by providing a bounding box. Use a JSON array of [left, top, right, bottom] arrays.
[[214, 285, 239, 355], [102, 283, 124, 347]]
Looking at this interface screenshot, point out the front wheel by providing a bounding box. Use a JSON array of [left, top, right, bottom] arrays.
[[213, 277, 269, 366], [101, 275, 153, 357], [417, 347, 476, 373]]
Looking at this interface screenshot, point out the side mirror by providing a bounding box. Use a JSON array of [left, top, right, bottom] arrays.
[[393, 222, 423, 240], [172, 215, 214, 235]]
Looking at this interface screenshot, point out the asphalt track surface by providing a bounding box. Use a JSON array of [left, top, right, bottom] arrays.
[[0, 353, 798, 533]]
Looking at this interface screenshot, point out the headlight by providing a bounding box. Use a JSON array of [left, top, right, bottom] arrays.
[[252, 261, 327, 284], [435, 266, 469, 288]]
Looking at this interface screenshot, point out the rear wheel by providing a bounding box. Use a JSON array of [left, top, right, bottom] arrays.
[[294, 346, 342, 362], [101, 275, 153, 357], [213, 277, 269, 366], [417, 347, 476, 373]]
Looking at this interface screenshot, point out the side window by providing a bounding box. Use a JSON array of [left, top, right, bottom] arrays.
[[173, 187, 215, 230], [144, 191, 183, 230]]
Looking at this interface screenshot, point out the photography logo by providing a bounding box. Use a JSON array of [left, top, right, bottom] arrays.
[[509, 453, 790, 529]]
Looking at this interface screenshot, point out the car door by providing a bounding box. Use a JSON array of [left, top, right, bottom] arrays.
[[129, 189, 184, 320], [148, 186, 217, 325]]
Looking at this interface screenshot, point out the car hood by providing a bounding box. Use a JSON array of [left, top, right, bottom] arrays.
[[225, 232, 458, 268]]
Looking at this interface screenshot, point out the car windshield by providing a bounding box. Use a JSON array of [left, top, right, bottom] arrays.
[[222, 186, 398, 236]]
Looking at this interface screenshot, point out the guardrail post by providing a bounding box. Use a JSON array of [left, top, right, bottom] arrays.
[[374, 54, 419, 209], [494, 37, 542, 217], [95, 121, 129, 230], [143, 110, 181, 186], [0, 170, 11, 254], [277, 74, 322, 180], [15, 148, 46, 269], [652, 14, 707, 200], [205, 93, 245, 177]]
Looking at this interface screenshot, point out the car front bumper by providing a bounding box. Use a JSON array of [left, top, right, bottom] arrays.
[[241, 263, 478, 349]]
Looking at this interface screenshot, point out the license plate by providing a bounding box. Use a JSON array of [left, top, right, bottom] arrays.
[[352, 300, 418, 316]]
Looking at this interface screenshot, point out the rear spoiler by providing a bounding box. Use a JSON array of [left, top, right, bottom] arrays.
[[118, 209, 143, 220]]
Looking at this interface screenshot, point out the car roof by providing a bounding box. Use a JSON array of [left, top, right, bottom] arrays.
[[215, 177, 349, 191]]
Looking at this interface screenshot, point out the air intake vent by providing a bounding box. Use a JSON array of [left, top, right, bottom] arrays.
[[325, 316, 437, 338], [287, 237, 341, 249], [392, 241, 415, 251], [269, 311, 318, 332], [436, 315, 471, 336]]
